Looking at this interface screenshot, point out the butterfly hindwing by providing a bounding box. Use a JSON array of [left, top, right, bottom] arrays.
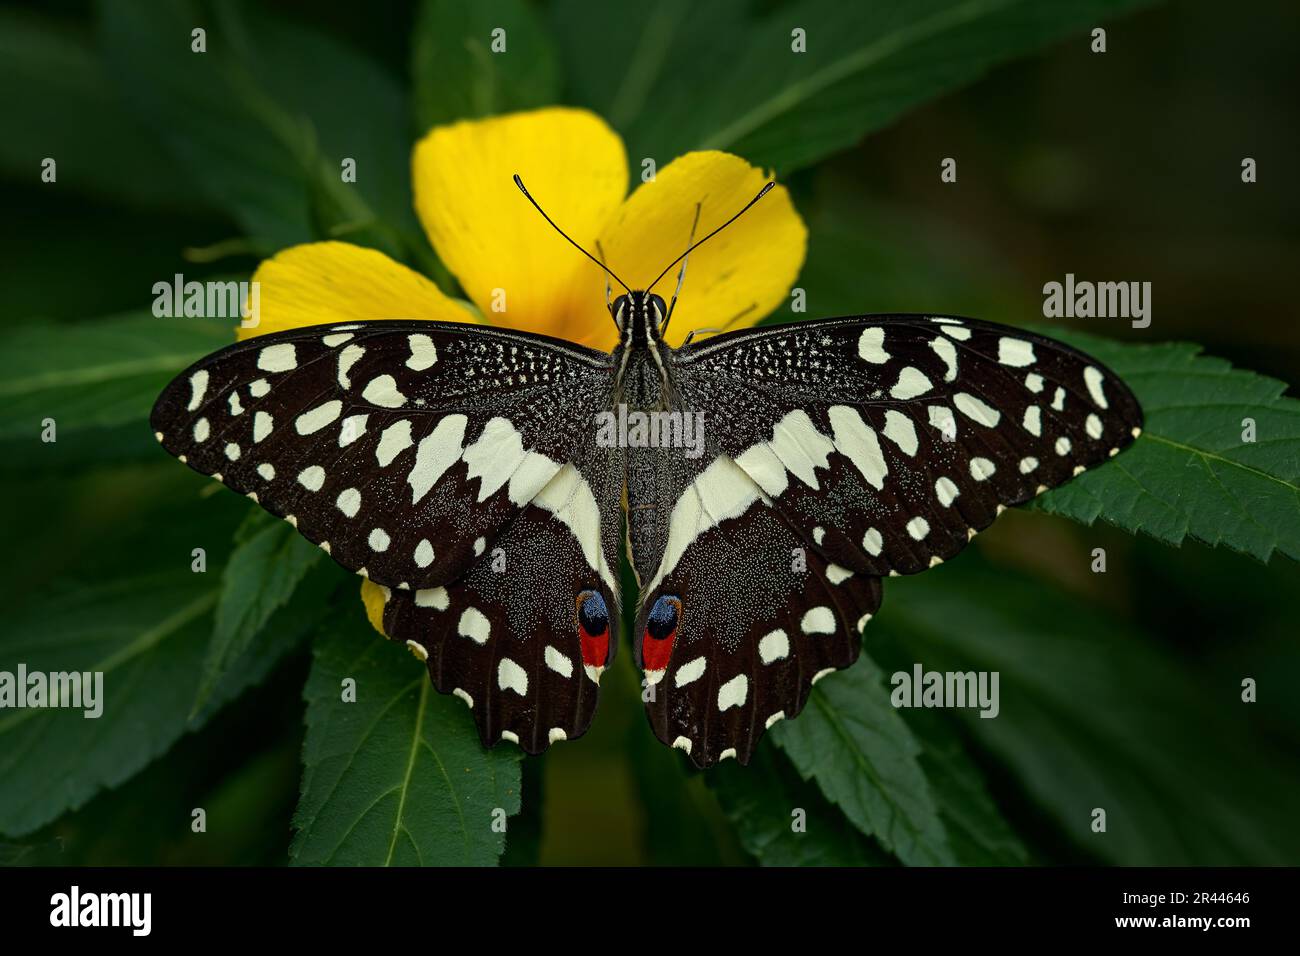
[[636, 469, 882, 767], [373, 453, 623, 753], [150, 321, 616, 591]]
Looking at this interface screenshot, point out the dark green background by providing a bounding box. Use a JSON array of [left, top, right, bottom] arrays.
[[2, 0, 1297, 866]]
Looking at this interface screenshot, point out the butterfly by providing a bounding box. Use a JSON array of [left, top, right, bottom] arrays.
[[150, 178, 1142, 768]]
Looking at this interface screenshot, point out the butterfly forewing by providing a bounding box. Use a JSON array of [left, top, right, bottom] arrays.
[[151, 321, 615, 591], [673, 315, 1142, 578]]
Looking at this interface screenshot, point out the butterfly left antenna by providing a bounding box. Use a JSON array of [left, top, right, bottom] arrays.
[[513, 175, 632, 295]]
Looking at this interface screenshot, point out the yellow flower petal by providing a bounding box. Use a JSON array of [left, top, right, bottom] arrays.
[[579, 151, 807, 349], [361, 580, 388, 636], [412, 108, 628, 346], [237, 241, 470, 341]]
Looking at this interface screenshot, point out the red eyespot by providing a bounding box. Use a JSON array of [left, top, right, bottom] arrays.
[[576, 590, 610, 668], [641, 595, 682, 672]]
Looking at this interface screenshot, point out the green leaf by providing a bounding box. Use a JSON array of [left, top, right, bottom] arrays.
[[99, 0, 415, 255], [876, 555, 1300, 864], [554, 0, 1160, 172], [709, 741, 894, 866], [291, 610, 522, 866], [411, 0, 559, 132], [769, 655, 955, 865], [0, 9, 197, 207], [0, 311, 228, 446], [1037, 333, 1300, 563], [894, 707, 1029, 864], [193, 514, 325, 715], [0, 565, 319, 837]]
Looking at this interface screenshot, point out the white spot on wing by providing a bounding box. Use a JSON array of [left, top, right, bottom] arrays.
[[406, 334, 437, 371], [335, 487, 361, 518], [296, 400, 342, 435], [890, 366, 932, 400], [857, 327, 890, 363], [253, 410, 273, 443], [415, 586, 449, 609], [257, 343, 296, 373], [674, 656, 706, 687], [1023, 405, 1042, 437], [717, 674, 749, 711], [187, 370, 209, 411], [954, 392, 1001, 427], [337, 344, 365, 388], [828, 406, 887, 490], [758, 630, 789, 664], [929, 337, 958, 381], [497, 658, 527, 695], [297, 465, 325, 491], [544, 645, 573, 678], [801, 606, 835, 634], [997, 337, 1036, 367], [1083, 366, 1108, 408], [461, 607, 492, 645], [339, 414, 368, 447], [361, 374, 406, 408], [376, 419, 414, 467], [882, 409, 919, 456], [935, 476, 959, 507]]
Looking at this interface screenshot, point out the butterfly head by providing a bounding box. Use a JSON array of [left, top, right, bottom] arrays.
[[611, 291, 668, 346], [513, 173, 775, 341]]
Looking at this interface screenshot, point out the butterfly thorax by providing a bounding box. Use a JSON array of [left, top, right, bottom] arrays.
[[611, 291, 676, 403], [606, 291, 702, 587]]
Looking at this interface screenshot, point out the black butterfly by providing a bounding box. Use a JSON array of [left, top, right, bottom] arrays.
[[151, 181, 1142, 768]]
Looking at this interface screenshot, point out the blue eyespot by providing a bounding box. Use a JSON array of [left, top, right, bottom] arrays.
[[577, 590, 609, 636], [646, 595, 681, 640]]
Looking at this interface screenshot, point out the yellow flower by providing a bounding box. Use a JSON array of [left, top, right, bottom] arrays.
[[238, 106, 808, 632]]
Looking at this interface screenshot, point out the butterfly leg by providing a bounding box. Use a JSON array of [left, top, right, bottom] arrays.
[[663, 202, 703, 334], [595, 240, 613, 312]]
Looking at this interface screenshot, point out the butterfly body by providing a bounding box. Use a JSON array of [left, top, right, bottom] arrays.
[[152, 306, 1141, 768]]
